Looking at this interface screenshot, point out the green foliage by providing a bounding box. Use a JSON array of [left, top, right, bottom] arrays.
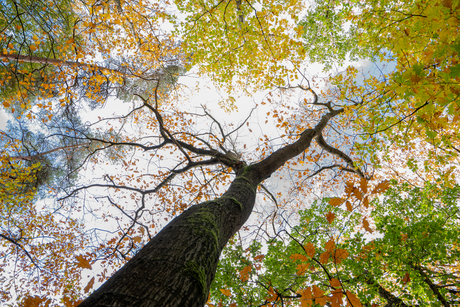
[[211, 181, 460, 306]]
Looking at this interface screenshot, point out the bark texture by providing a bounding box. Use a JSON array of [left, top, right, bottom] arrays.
[[78, 173, 258, 307]]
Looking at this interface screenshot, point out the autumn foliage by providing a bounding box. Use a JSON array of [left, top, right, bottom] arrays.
[[0, 0, 459, 306]]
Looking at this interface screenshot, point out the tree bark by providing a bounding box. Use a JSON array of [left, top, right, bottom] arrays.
[[78, 108, 343, 307]]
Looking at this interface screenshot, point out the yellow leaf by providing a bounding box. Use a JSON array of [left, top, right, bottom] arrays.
[[331, 289, 344, 307], [345, 181, 354, 195], [84, 277, 95, 293], [29, 45, 37, 51], [352, 187, 362, 200], [219, 289, 231, 297]]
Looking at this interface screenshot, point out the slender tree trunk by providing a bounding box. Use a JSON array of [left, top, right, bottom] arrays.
[[0, 53, 122, 75], [78, 108, 346, 307], [8, 143, 90, 161]]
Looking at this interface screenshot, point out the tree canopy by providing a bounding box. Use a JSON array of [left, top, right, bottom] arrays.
[[0, 0, 459, 306]]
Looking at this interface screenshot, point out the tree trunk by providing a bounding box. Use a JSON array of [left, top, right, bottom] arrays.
[[78, 170, 259, 307], [78, 107, 347, 307]]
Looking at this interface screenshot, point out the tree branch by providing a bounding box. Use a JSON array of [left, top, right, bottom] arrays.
[[315, 133, 367, 179]]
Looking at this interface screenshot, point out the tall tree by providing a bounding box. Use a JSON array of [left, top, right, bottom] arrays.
[[76, 89, 363, 306], [0, 0, 459, 306]]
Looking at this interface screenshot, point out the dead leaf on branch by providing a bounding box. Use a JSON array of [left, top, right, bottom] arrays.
[[75, 255, 92, 269], [363, 217, 373, 233], [304, 242, 315, 258], [326, 211, 336, 224], [220, 288, 231, 297], [84, 277, 95, 293], [402, 272, 411, 285], [329, 197, 344, 207], [372, 180, 391, 194], [239, 265, 252, 282]]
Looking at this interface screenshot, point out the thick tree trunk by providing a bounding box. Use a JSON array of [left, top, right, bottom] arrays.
[[78, 107, 345, 307], [78, 170, 259, 307]]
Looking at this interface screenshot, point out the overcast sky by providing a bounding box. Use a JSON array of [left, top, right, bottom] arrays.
[[0, 108, 9, 130]]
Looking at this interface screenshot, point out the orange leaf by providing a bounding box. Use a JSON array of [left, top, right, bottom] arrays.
[[331, 289, 344, 307], [325, 239, 335, 252], [363, 218, 373, 233], [75, 255, 92, 269], [333, 249, 349, 264], [346, 290, 363, 307], [312, 285, 327, 305], [304, 242, 315, 258], [84, 277, 95, 293], [330, 278, 341, 288], [372, 180, 391, 194], [132, 236, 142, 243], [266, 286, 278, 302], [220, 289, 231, 297], [325, 211, 336, 224], [362, 196, 369, 208], [296, 263, 310, 275], [402, 272, 411, 285], [345, 181, 354, 195], [329, 197, 344, 207], [360, 178, 368, 194], [297, 287, 313, 307], [319, 251, 329, 264], [352, 187, 362, 200], [346, 201, 353, 212], [254, 254, 265, 261], [290, 253, 309, 262], [2, 101, 10, 108], [22, 295, 48, 307], [239, 265, 252, 282]]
